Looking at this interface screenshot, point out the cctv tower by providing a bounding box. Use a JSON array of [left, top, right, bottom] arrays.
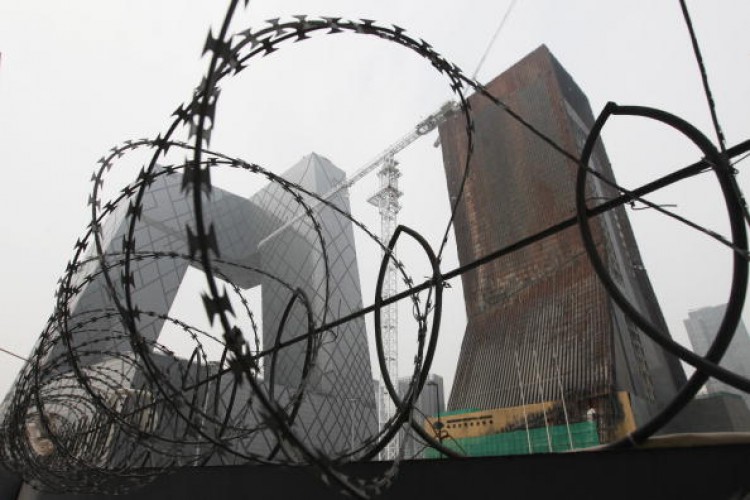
[[18, 153, 376, 463]]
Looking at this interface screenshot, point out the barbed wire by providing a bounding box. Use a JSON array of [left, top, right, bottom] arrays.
[[1, 1, 749, 498]]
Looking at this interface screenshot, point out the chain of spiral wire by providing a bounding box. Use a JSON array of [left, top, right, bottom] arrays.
[[1, 1, 749, 498]]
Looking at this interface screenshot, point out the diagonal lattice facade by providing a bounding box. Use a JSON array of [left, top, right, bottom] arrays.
[[37, 153, 376, 465]]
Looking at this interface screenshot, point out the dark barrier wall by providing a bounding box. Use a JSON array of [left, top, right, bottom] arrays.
[[0, 465, 22, 500], [13, 444, 750, 500]]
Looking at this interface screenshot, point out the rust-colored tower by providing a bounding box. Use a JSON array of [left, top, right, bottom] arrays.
[[440, 46, 685, 438]]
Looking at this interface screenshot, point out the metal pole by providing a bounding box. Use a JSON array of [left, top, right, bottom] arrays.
[[513, 350, 533, 453], [532, 348, 553, 452], [553, 349, 574, 450]]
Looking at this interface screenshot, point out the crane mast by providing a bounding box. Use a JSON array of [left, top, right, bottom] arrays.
[[367, 156, 402, 460], [363, 103, 454, 461]]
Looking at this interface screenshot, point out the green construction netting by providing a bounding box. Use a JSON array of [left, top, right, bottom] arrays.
[[424, 421, 599, 458]]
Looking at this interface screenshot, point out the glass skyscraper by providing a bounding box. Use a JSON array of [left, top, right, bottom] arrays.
[[685, 304, 750, 410]]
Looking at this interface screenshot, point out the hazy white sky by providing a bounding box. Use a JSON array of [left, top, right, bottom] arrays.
[[0, 0, 749, 401]]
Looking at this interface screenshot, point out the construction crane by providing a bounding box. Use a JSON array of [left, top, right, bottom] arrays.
[[361, 103, 454, 460], [258, 0, 518, 247], [368, 0, 518, 460], [256, 1, 519, 461], [256, 102, 456, 248]]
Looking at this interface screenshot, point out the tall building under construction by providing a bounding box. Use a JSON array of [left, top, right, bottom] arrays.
[[439, 45, 686, 441]]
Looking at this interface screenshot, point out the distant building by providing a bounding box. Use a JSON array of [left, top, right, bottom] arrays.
[[664, 392, 750, 434], [439, 45, 686, 442], [684, 304, 750, 410], [396, 374, 445, 459]]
